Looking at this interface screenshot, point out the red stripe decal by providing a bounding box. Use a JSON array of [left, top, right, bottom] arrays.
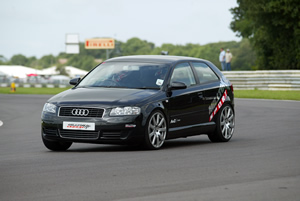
[[209, 89, 228, 122]]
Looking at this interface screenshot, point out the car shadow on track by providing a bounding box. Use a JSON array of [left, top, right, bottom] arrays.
[[64, 137, 212, 152]]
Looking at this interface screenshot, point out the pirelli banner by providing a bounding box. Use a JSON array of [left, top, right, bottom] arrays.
[[85, 38, 115, 49]]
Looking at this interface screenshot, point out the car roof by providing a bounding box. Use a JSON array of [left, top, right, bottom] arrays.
[[105, 55, 208, 64]]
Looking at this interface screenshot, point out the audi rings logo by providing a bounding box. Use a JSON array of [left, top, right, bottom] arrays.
[[71, 109, 89, 116]]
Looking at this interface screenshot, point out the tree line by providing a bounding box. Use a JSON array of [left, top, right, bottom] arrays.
[[0, 38, 257, 71], [230, 0, 300, 69]]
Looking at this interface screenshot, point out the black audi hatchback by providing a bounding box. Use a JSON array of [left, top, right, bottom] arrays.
[[41, 55, 235, 150]]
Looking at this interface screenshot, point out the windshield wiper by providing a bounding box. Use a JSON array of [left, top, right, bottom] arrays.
[[76, 85, 113, 88], [136, 87, 160, 90], [77, 85, 158, 89]]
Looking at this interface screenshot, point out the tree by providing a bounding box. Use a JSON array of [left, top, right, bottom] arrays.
[[56, 64, 68, 76], [0, 55, 8, 65], [230, 0, 300, 69], [39, 55, 57, 68], [6, 37, 257, 71], [26, 56, 38, 68], [231, 39, 256, 70], [10, 54, 28, 66], [66, 55, 97, 71], [121, 37, 155, 55]]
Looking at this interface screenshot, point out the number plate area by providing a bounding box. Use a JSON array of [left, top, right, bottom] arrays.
[[63, 121, 95, 131]]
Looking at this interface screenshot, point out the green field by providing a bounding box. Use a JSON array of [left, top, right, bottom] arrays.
[[234, 90, 300, 101], [0, 87, 300, 101], [0, 87, 71, 95]]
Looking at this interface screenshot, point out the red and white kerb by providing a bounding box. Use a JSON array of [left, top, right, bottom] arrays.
[[209, 89, 228, 122]]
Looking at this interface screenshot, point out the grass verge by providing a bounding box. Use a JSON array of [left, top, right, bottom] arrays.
[[234, 89, 300, 101], [0, 87, 70, 95], [0, 87, 299, 101]]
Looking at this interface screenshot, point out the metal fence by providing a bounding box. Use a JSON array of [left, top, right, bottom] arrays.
[[0, 75, 70, 88], [222, 70, 300, 90]]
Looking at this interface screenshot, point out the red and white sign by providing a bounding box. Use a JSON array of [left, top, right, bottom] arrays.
[[209, 89, 228, 122], [85, 38, 115, 49], [63, 122, 95, 131]]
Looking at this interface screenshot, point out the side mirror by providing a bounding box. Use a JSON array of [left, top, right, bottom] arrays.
[[69, 78, 80, 85], [168, 81, 187, 90]]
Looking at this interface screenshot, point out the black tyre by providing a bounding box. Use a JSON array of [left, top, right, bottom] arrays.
[[208, 104, 235, 142], [42, 137, 72, 151], [144, 110, 167, 150]]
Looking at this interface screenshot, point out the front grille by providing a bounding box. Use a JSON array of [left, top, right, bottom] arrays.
[[59, 107, 104, 118], [59, 130, 100, 140], [43, 128, 58, 136]]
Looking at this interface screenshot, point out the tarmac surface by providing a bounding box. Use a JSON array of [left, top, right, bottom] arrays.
[[0, 94, 299, 201]]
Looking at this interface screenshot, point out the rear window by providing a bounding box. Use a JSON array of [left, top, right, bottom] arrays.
[[170, 62, 196, 87], [192, 62, 219, 84]]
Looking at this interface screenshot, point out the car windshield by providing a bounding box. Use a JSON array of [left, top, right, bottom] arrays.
[[77, 62, 169, 89]]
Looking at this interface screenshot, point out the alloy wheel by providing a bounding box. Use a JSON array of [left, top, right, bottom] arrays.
[[220, 105, 235, 140], [147, 111, 167, 149]]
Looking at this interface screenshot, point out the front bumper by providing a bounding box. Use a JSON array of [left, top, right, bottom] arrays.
[[41, 112, 144, 145]]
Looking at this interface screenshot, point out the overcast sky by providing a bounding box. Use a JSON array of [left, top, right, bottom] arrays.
[[0, 0, 240, 59]]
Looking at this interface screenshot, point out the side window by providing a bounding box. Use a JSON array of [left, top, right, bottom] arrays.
[[170, 63, 196, 87], [192, 62, 219, 84]]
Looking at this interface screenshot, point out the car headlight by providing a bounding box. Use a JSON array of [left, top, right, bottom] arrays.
[[43, 103, 57, 113], [110, 107, 141, 116]]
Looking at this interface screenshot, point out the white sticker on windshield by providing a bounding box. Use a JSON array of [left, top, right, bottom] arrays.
[[156, 79, 164, 86]]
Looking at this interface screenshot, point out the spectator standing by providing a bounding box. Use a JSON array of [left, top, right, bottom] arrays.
[[219, 48, 226, 71], [225, 49, 233, 71]]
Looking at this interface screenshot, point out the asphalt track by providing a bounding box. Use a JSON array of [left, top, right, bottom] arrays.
[[0, 94, 299, 201]]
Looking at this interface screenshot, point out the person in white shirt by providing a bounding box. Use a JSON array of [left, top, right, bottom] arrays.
[[219, 48, 226, 71], [225, 49, 233, 71]]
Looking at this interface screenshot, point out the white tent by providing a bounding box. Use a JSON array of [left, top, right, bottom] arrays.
[[0, 65, 42, 79], [0, 65, 88, 84], [39, 66, 88, 78], [0, 70, 7, 76], [65, 66, 88, 78], [38, 66, 58, 76]]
